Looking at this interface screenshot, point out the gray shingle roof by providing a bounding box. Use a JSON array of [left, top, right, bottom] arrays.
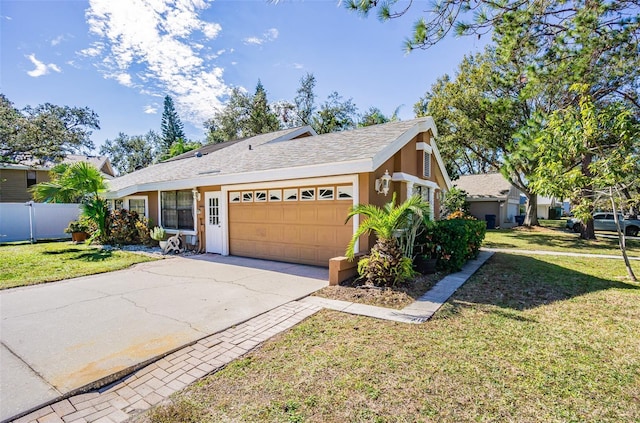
[[106, 118, 433, 195], [454, 173, 513, 198]]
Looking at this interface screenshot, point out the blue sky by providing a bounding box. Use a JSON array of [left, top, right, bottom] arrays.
[[1, 0, 486, 152]]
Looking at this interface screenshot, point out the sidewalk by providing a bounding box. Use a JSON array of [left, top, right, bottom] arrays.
[[483, 247, 640, 260], [8, 252, 494, 423]]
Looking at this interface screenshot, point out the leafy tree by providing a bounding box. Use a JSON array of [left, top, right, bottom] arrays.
[[532, 85, 640, 237], [417, 48, 544, 225], [271, 100, 298, 129], [31, 162, 105, 204], [441, 186, 470, 217], [204, 87, 252, 143], [345, 194, 430, 287], [100, 131, 159, 175], [312, 92, 357, 134], [294, 73, 316, 126], [1, 95, 99, 164], [160, 95, 185, 154], [359, 107, 391, 127], [246, 80, 280, 136], [159, 138, 202, 161]]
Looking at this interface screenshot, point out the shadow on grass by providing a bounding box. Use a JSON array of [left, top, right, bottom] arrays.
[[75, 250, 114, 261], [43, 248, 85, 255], [439, 253, 639, 316]]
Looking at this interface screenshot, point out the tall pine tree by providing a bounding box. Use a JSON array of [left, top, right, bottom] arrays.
[[160, 95, 185, 154]]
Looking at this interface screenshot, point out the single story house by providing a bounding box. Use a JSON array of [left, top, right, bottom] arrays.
[[0, 155, 115, 203], [454, 173, 521, 228], [105, 118, 452, 267]]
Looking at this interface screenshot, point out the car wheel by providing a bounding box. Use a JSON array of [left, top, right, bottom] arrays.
[[572, 223, 581, 233], [626, 226, 639, 237]]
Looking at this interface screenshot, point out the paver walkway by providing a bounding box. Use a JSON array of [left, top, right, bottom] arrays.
[[483, 247, 640, 260], [9, 251, 494, 423]]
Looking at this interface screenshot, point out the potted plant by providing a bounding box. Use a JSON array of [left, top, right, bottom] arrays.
[[413, 223, 439, 274], [150, 226, 167, 249], [65, 219, 90, 243]]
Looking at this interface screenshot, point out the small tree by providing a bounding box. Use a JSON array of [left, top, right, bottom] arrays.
[[160, 95, 185, 154], [345, 194, 430, 286], [441, 186, 470, 218]]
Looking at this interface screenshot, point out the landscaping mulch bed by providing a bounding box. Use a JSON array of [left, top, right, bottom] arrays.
[[313, 271, 445, 309]]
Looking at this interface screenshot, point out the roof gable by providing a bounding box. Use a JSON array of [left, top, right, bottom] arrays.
[[106, 118, 448, 197], [454, 173, 515, 198]]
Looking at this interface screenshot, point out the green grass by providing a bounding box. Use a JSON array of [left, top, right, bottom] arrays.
[[484, 220, 640, 256], [0, 241, 158, 289], [138, 253, 640, 423]]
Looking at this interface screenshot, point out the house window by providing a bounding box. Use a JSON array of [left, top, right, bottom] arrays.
[[300, 188, 315, 201], [284, 189, 298, 201], [26, 171, 37, 188], [161, 190, 194, 230], [128, 198, 146, 217], [337, 186, 353, 200], [114, 199, 124, 210], [255, 191, 267, 202], [423, 152, 431, 178], [269, 190, 282, 201], [229, 192, 241, 203], [319, 187, 334, 200]]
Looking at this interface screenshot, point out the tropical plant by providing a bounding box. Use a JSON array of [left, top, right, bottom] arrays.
[[64, 218, 91, 234], [31, 162, 106, 203], [150, 226, 166, 241], [345, 194, 430, 286]]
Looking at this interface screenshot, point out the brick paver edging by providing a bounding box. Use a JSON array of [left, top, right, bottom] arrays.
[[11, 251, 495, 423], [9, 301, 322, 423]]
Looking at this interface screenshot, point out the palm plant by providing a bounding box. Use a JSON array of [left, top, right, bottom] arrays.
[[345, 194, 431, 286], [31, 162, 108, 240], [31, 162, 106, 203]]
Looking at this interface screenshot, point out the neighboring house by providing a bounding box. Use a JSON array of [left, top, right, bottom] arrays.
[[454, 173, 522, 228], [0, 155, 115, 203], [536, 196, 564, 219], [105, 118, 452, 267]]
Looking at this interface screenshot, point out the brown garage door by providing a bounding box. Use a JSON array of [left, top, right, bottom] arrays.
[[228, 185, 354, 267]]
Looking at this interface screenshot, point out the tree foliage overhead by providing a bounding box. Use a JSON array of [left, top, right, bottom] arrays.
[[100, 131, 160, 175], [160, 95, 185, 154], [294, 73, 317, 126], [1, 94, 99, 164], [312, 91, 358, 134]]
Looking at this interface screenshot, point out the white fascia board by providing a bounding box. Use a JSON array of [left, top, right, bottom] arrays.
[[430, 137, 452, 189], [270, 125, 317, 142], [371, 119, 435, 170], [416, 142, 432, 153], [392, 172, 440, 189], [105, 158, 372, 199]]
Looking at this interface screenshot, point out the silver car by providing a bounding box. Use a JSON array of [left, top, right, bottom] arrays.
[[566, 212, 640, 237]]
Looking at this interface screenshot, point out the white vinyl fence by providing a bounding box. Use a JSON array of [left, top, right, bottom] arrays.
[[0, 202, 82, 243]]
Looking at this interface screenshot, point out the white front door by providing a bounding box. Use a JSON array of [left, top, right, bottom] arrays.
[[205, 192, 223, 254]]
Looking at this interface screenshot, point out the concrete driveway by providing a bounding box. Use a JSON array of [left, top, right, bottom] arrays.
[[0, 254, 328, 422]]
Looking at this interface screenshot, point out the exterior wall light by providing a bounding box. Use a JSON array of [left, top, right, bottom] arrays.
[[192, 188, 201, 202], [375, 170, 392, 196]]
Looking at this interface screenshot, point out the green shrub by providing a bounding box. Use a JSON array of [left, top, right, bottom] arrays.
[[136, 218, 154, 246], [357, 238, 417, 287], [106, 209, 145, 245], [418, 219, 486, 272]]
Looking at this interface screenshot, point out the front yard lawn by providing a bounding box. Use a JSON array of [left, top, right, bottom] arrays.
[[484, 221, 640, 256], [0, 241, 158, 290], [137, 253, 640, 422]]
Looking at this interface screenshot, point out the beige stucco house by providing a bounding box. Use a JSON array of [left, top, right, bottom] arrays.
[[454, 173, 522, 228], [105, 118, 452, 267], [0, 155, 115, 203]]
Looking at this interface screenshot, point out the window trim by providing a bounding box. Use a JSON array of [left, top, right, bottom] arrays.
[[160, 190, 196, 232], [124, 195, 148, 218]]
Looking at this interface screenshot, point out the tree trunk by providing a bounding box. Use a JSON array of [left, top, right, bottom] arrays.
[[580, 153, 597, 240], [611, 188, 637, 281], [523, 191, 539, 226]]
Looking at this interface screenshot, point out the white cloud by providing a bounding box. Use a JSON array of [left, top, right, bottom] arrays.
[[114, 73, 133, 86], [26, 54, 62, 77], [85, 0, 228, 125], [51, 35, 65, 46], [79, 45, 103, 57], [144, 105, 158, 114], [243, 27, 279, 46], [293, 63, 304, 69]]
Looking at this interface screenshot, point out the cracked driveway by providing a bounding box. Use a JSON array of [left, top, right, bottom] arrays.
[[0, 255, 327, 421]]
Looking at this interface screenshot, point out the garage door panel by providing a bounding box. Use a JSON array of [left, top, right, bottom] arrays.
[[228, 189, 353, 267]]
